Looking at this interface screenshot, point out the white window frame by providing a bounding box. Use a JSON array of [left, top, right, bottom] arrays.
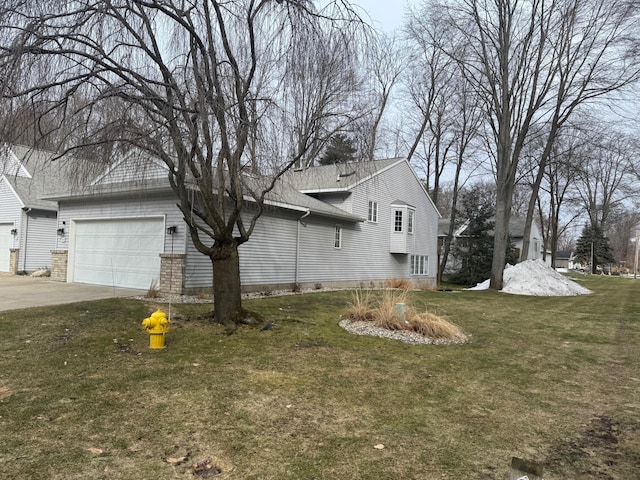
[[394, 209, 403, 232], [334, 225, 342, 249], [410, 255, 429, 275], [368, 200, 378, 223], [408, 209, 415, 234]]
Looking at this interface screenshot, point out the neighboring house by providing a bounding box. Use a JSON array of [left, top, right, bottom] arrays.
[[437, 216, 548, 275], [0, 144, 65, 273], [555, 251, 577, 270], [508, 217, 548, 264], [45, 155, 441, 293]]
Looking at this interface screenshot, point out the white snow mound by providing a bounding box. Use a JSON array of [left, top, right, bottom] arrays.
[[469, 259, 591, 296]]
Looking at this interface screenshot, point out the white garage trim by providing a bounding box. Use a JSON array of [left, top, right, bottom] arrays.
[[0, 223, 14, 272], [68, 216, 166, 289]]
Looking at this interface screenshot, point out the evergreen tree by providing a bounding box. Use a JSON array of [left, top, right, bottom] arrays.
[[574, 225, 615, 273], [318, 133, 358, 165], [449, 186, 517, 286]]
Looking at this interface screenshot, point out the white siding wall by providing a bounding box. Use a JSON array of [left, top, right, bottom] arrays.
[[184, 237, 213, 289], [56, 160, 439, 290], [20, 212, 57, 271], [184, 207, 300, 289], [296, 161, 439, 284], [0, 150, 30, 177], [314, 192, 352, 213], [238, 209, 299, 286], [296, 215, 406, 284], [56, 193, 185, 255], [354, 161, 437, 278], [0, 179, 21, 253], [529, 222, 542, 260]]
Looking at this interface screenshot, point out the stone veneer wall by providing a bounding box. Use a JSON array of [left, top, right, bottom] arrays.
[[9, 248, 19, 275], [159, 253, 186, 295], [51, 250, 68, 282]]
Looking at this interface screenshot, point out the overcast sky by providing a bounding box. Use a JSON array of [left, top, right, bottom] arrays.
[[357, 0, 415, 32]]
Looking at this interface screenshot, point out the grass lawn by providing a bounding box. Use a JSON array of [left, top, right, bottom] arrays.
[[0, 275, 639, 479]]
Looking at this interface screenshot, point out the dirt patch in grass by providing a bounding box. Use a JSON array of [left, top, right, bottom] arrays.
[[545, 414, 640, 479]]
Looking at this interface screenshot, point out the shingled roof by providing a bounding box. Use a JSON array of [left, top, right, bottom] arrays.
[[1, 144, 70, 211], [285, 158, 404, 193]]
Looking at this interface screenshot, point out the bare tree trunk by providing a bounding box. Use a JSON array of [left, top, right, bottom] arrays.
[[490, 182, 514, 289], [438, 160, 462, 283], [211, 242, 243, 334], [521, 149, 549, 262]]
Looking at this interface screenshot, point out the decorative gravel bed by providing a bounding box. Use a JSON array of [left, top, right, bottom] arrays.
[[338, 319, 469, 345]]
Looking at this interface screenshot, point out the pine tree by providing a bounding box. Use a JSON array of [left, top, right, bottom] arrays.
[[449, 186, 518, 286], [574, 225, 615, 273], [318, 133, 358, 165]]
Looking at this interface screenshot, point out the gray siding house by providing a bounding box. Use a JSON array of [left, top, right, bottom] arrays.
[[47, 155, 440, 293], [438, 216, 549, 276], [0, 145, 63, 273]]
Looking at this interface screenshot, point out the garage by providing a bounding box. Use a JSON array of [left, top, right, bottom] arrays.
[[0, 223, 13, 272], [70, 217, 165, 289]]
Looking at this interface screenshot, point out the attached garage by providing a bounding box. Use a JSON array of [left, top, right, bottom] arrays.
[[0, 223, 13, 272], [69, 217, 165, 289]]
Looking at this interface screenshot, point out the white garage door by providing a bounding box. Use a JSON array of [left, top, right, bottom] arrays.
[[71, 217, 165, 289], [0, 223, 13, 272]]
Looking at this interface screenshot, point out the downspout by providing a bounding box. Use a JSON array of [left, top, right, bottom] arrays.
[[21, 207, 31, 271], [295, 209, 311, 285]]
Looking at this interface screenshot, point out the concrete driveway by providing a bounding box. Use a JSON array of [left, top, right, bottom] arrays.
[[0, 273, 146, 312]]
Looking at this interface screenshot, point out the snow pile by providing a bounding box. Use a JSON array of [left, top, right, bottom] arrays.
[[469, 259, 591, 296]]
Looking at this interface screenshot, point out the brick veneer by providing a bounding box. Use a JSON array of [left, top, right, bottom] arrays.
[[9, 248, 19, 275], [51, 250, 68, 282], [159, 253, 186, 295]]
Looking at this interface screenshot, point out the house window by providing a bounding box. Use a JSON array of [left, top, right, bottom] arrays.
[[368, 200, 378, 223], [408, 209, 415, 234], [334, 225, 342, 249], [394, 210, 403, 232], [410, 255, 429, 275]]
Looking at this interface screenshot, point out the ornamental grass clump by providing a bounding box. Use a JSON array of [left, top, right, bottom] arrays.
[[407, 310, 467, 341], [345, 288, 376, 321], [372, 288, 410, 331], [345, 288, 467, 342]]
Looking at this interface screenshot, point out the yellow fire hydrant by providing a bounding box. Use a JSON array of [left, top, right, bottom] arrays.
[[142, 309, 170, 349]]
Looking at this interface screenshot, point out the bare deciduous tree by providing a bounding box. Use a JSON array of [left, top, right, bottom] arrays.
[[537, 131, 584, 266], [426, 0, 639, 289], [517, 0, 640, 263], [357, 32, 403, 161], [436, 0, 561, 289], [574, 129, 636, 232], [0, 0, 365, 332], [403, 6, 460, 206]]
